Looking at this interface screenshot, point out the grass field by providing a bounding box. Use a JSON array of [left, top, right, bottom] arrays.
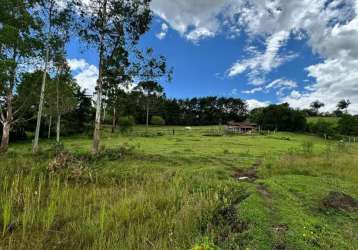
[[0, 126, 357, 249]]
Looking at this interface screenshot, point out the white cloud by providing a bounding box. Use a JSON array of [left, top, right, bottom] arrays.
[[246, 99, 270, 110], [156, 23, 169, 40], [266, 78, 297, 89], [242, 78, 297, 95], [151, 0, 358, 113], [228, 31, 297, 82], [151, 0, 230, 42], [242, 87, 263, 94], [282, 56, 358, 114], [67, 58, 98, 95]]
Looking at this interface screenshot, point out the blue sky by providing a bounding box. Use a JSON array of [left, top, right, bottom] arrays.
[[67, 0, 358, 113]]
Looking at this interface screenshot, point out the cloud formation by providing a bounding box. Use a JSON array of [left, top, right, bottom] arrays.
[[151, 0, 358, 113], [67, 58, 98, 95], [156, 23, 169, 40]]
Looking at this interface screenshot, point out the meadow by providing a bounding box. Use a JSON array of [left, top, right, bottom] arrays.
[[0, 126, 357, 249]]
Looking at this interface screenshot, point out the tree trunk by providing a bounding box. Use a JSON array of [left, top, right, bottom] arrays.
[[102, 105, 106, 122], [91, 0, 107, 155], [111, 107, 116, 133], [0, 122, 10, 153], [56, 65, 62, 143], [47, 115, 52, 139], [56, 114, 61, 143], [33, 47, 50, 153], [146, 100, 149, 129], [0, 90, 14, 153], [0, 48, 17, 153]]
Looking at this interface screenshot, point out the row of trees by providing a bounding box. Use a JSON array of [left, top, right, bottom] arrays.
[[1, 0, 172, 154], [104, 94, 248, 130]]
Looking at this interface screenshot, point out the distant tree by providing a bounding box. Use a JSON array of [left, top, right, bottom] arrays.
[[151, 116, 165, 126], [310, 100, 325, 116], [46, 63, 77, 142], [252, 103, 306, 131], [308, 118, 336, 137], [77, 0, 152, 154], [337, 99, 351, 114], [118, 116, 135, 134], [135, 81, 164, 128]]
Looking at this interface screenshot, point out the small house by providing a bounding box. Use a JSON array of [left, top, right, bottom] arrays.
[[225, 122, 257, 134]]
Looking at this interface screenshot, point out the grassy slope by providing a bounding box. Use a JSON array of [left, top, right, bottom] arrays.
[[0, 126, 357, 249]]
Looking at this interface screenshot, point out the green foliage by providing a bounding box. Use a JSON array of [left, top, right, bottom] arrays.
[[337, 114, 358, 136], [308, 118, 336, 137], [250, 103, 307, 131], [191, 237, 217, 250], [150, 116, 166, 126], [118, 116, 136, 134]]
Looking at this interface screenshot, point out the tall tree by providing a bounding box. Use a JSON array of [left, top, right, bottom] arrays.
[[102, 40, 131, 133], [337, 99, 351, 114], [0, 0, 41, 152], [45, 63, 77, 143], [310, 100, 325, 116], [133, 48, 172, 127], [135, 81, 164, 128], [32, 0, 75, 152], [78, 0, 152, 154]]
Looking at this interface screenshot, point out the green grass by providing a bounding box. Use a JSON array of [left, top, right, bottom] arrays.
[[0, 126, 357, 249]]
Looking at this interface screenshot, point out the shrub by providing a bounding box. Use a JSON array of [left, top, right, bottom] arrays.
[[337, 114, 358, 136], [150, 116, 166, 126], [308, 118, 336, 137], [118, 116, 135, 133]]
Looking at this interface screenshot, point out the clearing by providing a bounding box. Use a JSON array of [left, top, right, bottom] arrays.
[[0, 126, 357, 249]]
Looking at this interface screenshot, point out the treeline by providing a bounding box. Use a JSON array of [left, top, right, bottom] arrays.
[[104, 93, 248, 127], [308, 115, 358, 138]]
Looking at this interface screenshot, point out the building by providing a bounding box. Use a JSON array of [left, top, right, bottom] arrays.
[[225, 122, 257, 134]]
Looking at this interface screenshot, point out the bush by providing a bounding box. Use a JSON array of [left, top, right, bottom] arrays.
[[150, 116, 166, 126], [118, 116, 135, 133], [308, 118, 336, 137], [337, 114, 358, 136]]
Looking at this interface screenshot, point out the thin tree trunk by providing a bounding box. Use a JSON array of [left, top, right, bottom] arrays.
[[111, 107, 116, 133], [102, 105, 106, 122], [56, 114, 61, 143], [146, 100, 149, 129], [92, 78, 103, 154], [33, 47, 50, 153], [56, 65, 62, 143], [48, 115, 52, 139], [92, 0, 107, 155], [92, 47, 104, 154]]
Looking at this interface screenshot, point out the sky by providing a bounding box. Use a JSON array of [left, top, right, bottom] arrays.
[[66, 0, 358, 113]]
